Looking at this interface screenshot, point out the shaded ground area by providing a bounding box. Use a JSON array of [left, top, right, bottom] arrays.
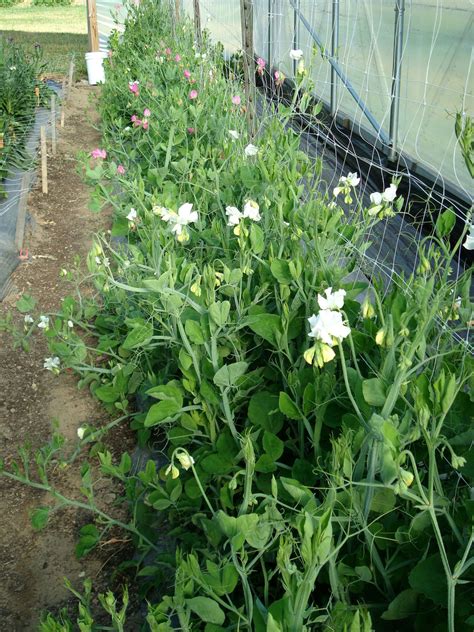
[[0, 85, 134, 630]]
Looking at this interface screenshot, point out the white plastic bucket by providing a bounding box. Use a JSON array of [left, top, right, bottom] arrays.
[[85, 51, 107, 86]]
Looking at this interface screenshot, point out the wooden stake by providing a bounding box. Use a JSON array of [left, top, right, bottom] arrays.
[[87, 0, 99, 52], [68, 59, 75, 98], [14, 172, 31, 251], [40, 126, 48, 194], [174, 0, 180, 21], [240, 0, 257, 138], [51, 93, 57, 156], [193, 0, 202, 48], [60, 107, 65, 128]]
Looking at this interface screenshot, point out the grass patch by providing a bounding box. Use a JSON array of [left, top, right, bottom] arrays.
[[0, 2, 87, 34], [0, 2, 88, 78], [1, 31, 88, 78]]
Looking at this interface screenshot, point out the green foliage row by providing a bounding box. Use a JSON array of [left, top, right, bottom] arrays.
[[0, 37, 49, 196], [2, 1, 472, 631]]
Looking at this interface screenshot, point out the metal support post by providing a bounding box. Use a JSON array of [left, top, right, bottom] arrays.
[[292, 0, 301, 76], [267, 0, 272, 65], [330, 0, 339, 117], [388, 0, 405, 161]]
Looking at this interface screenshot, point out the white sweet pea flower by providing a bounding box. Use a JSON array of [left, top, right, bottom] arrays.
[[289, 49, 304, 61], [370, 191, 383, 205], [226, 205, 243, 226], [44, 356, 60, 371], [24, 314, 34, 324], [176, 202, 198, 226], [244, 143, 258, 157], [307, 310, 351, 346], [333, 172, 360, 199], [382, 183, 397, 202], [67, 320, 74, 328], [463, 224, 474, 250], [127, 207, 138, 221], [176, 452, 195, 470], [228, 130, 240, 140], [243, 200, 261, 221], [95, 256, 101, 264], [317, 287, 346, 311], [343, 172, 360, 187], [38, 315, 49, 329], [77, 426, 86, 440]]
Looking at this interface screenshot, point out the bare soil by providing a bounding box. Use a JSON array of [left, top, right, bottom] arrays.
[[0, 84, 134, 630]]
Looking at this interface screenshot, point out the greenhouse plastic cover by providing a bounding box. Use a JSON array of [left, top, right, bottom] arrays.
[[179, 0, 473, 197]]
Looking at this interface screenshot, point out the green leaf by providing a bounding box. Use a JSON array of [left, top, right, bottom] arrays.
[[370, 487, 396, 514], [122, 322, 153, 350], [279, 392, 301, 420], [94, 384, 120, 403], [185, 319, 206, 344], [16, 294, 37, 314], [31, 506, 50, 530], [250, 223, 265, 254], [213, 362, 248, 388], [209, 301, 231, 327], [409, 554, 447, 606], [435, 208, 456, 238], [145, 400, 182, 427], [248, 391, 284, 433], [362, 378, 387, 407], [281, 477, 314, 506], [75, 524, 100, 559], [186, 597, 225, 625], [263, 431, 284, 460], [270, 260, 292, 284], [245, 313, 281, 345], [381, 589, 418, 620]]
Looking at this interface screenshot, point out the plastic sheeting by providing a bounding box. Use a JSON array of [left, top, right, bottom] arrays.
[[184, 0, 472, 197]]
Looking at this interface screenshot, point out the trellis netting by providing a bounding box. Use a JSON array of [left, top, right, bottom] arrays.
[[180, 0, 472, 197], [97, 1, 472, 195]]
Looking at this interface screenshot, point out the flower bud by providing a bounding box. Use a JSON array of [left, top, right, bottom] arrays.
[[165, 464, 180, 479], [361, 297, 375, 319], [176, 451, 195, 471]]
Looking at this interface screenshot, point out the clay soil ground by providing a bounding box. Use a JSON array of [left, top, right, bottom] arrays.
[[0, 84, 135, 630]]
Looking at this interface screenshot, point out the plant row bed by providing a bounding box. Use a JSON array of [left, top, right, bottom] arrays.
[[12, 2, 473, 630], [0, 38, 50, 197]]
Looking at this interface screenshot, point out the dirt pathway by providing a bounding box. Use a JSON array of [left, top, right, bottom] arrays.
[[0, 84, 132, 630]]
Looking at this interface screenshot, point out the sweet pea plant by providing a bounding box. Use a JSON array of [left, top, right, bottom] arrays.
[[2, 2, 473, 630]]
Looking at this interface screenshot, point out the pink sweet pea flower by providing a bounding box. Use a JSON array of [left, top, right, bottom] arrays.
[[274, 70, 285, 87], [256, 57, 266, 76], [165, 48, 172, 56], [128, 80, 139, 95], [142, 120, 149, 130], [117, 165, 126, 175], [187, 127, 195, 134], [131, 114, 138, 122], [133, 118, 142, 127], [143, 108, 151, 117], [189, 89, 198, 100], [232, 95, 241, 105], [175, 54, 181, 62], [91, 148, 106, 159], [184, 69, 191, 79]]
